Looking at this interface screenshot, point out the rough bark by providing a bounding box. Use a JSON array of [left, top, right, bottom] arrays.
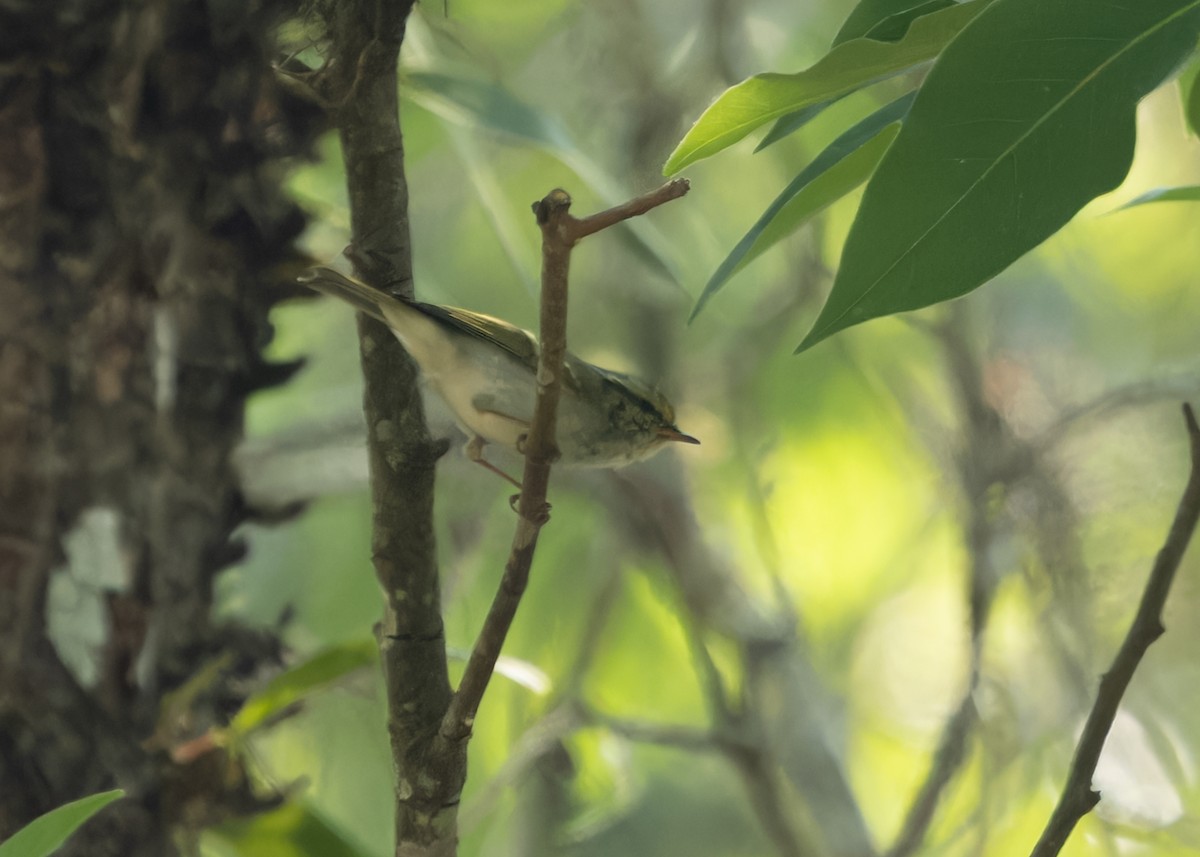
[[0, 1, 318, 852], [307, 1, 461, 852]]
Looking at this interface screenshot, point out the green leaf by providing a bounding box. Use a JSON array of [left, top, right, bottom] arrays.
[[693, 94, 914, 321], [1182, 57, 1200, 136], [207, 803, 371, 857], [229, 639, 377, 737], [755, 97, 844, 152], [405, 70, 682, 286], [405, 71, 569, 149], [0, 790, 124, 857], [796, 0, 1200, 353], [1116, 185, 1200, 209], [835, 0, 957, 46], [663, 0, 993, 174]]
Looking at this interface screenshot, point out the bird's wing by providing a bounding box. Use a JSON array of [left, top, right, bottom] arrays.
[[412, 302, 541, 372], [301, 267, 588, 392]]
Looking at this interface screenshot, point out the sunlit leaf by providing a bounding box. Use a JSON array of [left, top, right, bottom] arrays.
[[446, 647, 553, 694], [1182, 57, 1200, 136], [755, 97, 844, 153], [1115, 186, 1200, 209], [447, 129, 539, 296], [796, 0, 1200, 352], [0, 790, 123, 857], [835, 0, 957, 46], [1190, 73, 1200, 136], [405, 70, 681, 285], [662, 0, 993, 174], [405, 71, 568, 149], [207, 803, 370, 857], [564, 728, 636, 837], [230, 639, 377, 737], [693, 94, 914, 320]]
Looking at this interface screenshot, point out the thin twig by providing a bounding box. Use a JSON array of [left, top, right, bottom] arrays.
[[579, 703, 719, 751], [565, 178, 690, 242], [440, 181, 690, 743], [1029, 403, 1200, 857], [1035, 376, 1200, 455]]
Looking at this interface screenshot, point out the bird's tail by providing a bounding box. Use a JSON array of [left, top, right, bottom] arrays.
[[297, 267, 397, 325]]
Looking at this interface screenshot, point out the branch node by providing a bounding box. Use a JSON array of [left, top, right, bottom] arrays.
[[532, 188, 572, 225], [522, 503, 551, 527]]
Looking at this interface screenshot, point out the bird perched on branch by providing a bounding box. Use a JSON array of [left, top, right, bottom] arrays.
[[299, 267, 699, 486]]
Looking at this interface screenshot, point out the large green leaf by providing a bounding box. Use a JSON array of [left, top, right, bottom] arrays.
[[693, 94, 914, 320], [0, 790, 124, 857], [662, 0, 993, 174], [796, 0, 1200, 352], [834, 0, 957, 46], [1116, 185, 1200, 209]]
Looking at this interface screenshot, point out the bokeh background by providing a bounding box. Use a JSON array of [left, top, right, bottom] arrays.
[[209, 1, 1200, 854]]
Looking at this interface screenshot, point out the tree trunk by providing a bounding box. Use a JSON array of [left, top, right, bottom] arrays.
[[0, 1, 318, 852]]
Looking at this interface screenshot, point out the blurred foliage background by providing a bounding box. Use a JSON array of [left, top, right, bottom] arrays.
[[210, 1, 1200, 854]]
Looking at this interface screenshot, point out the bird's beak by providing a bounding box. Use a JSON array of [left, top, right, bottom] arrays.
[[658, 426, 701, 445]]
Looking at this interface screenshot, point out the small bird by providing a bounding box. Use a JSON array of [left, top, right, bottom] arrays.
[[299, 267, 699, 486]]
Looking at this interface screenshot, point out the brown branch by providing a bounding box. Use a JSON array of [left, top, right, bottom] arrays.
[[316, 2, 466, 853], [440, 181, 689, 744], [565, 178, 691, 242], [1029, 403, 1200, 857]]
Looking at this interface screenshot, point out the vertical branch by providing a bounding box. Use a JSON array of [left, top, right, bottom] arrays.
[[437, 189, 570, 745], [2, 1, 318, 852], [1029, 406, 1200, 857], [314, 3, 460, 852]]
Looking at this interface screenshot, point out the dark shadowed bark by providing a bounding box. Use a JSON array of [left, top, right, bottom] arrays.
[[0, 1, 318, 852]]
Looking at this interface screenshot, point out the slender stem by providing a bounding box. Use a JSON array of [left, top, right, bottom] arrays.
[[566, 178, 691, 242], [440, 181, 690, 743], [1029, 403, 1200, 857]]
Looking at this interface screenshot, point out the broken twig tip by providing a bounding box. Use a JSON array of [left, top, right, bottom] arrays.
[[532, 188, 572, 225]]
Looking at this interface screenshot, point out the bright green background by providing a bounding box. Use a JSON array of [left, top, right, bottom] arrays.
[[207, 1, 1200, 855]]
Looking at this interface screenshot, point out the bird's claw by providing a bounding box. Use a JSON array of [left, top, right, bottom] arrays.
[[508, 494, 552, 524]]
